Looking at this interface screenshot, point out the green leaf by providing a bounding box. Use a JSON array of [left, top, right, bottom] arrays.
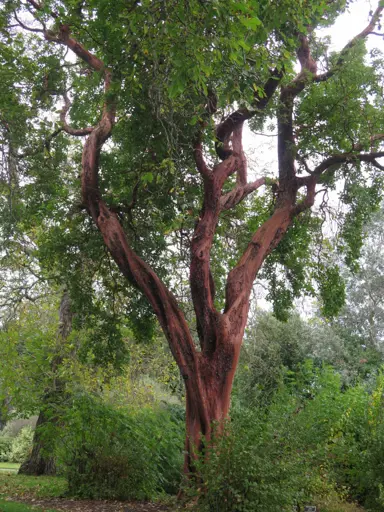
[[240, 16, 262, 30]]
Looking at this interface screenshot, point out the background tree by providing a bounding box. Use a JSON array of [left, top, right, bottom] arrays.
[[18, 291, 72, 476], [335, 205, 384, 351], [1, 0, 384, 471]]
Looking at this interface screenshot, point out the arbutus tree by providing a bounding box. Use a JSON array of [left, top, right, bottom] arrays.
[[1, 0, 384, 472]]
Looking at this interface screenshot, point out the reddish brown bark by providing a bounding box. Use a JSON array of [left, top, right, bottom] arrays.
[[21, 1, 384, 475]]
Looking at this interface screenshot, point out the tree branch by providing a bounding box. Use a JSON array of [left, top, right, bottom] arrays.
[[193, 139, 211, 177], [224, 205, 293, 315], [293, 176, 317, 215], [215, 68, 283, 160], [19, 7, 201, 377], [315, 2, 384, 83], [190, 154, 238, 353], [312, 151, 384, 177], [13, 10, 44, 33], [60, 93, 94, 136], [220, 177, 266, 211], [232, 121, 247, 185], [276, 34, 318, 208]]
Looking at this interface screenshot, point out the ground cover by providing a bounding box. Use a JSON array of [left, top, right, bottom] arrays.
[[0, 470, 366, 511], [0, 474, 173, 512], [0, 499, 58, 512]]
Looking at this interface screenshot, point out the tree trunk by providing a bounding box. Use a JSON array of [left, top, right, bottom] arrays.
[[19, 291, 72, 476], [0, 397, 11, 431], [18, 408, 56, 476], [183, 336, 242, 472]]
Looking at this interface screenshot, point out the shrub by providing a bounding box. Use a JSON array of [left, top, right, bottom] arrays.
[[185, 407, 312, 512], [8, 427, 34, 463], [58, 393, 184, 500], [0, 436, 12, 462], [185, 363, 377, 512]]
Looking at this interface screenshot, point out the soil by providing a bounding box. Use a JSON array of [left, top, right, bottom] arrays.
[[9, 497, 175, 512]]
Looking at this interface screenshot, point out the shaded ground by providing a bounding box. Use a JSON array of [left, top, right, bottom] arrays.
[[8, 498, 172, 512], [0, 473, 175, 512]]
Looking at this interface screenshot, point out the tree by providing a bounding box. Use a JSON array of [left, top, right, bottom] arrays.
[[18, 291, 72, 476], [336, 205, 384, 350], [2, 0, 384, 471]]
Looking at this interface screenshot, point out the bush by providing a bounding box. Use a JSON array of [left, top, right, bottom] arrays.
[[185, 363, 382, 512], [58, 393, 184, 500], [8, 426, 34, 463], [185, 406, 314, 512], [0, 436, 12, 462]]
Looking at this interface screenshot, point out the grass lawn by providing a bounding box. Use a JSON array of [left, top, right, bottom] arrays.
[[0, 474, 66, 500], [0, 499, 58, 512], [0, 465, 20, 473]]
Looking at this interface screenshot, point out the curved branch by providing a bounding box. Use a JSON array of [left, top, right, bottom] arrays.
[[13, 10, 44, 33], [19, 11, 200, 375], [215, 68, 283, 160], [193, 139, 211, 177], [294, 176, 317, 215], [312, 151, 384, 177], [315, 2, 384, 83], [220, 177, 266, 211], [372, 159, 384, 171], [60, 93, 94, 136]]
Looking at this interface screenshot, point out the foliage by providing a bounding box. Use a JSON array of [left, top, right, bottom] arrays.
[[0, 0, 383, 332], [0, 438, 12, 463], [335, 205, 384, 351], [0, 427, 34, 465], [0, 421, 37, 440], [7, 428, 34, 465], [57, 393, 184, 500], [234, 312, 308, 406], [234, 310, 384, 408], [104, 332, 184, 408], [0, 302, 59, 419], [188, 364, 384, 511]]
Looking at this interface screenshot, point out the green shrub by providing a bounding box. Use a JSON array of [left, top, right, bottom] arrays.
[[185, 407, 313, 512], [323, 371, 384, 511], [185, 363, 380, 512], [0, 436, 12, 462], [8, 427, 34, 463], [58, 393, 184, 500]]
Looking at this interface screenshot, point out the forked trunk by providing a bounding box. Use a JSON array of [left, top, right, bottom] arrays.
[[184, 336, 242, 473]]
